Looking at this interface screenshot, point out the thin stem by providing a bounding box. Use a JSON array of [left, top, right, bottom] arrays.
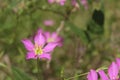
[[65, 67, 108, 80], [37, 59, 40, 80], [56, 21, 65, 34], [65, 72, 88, 80]]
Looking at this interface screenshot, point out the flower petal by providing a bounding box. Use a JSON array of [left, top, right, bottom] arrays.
[[87, 72, 92, 80], [51, 32, 57, 39], [44, 32, 51, 40], [56, 37, 63, 47], [37, 28, 44, 34], [116, 58, 120, 69], [51, 32, 63, 47], [22, 39, 34, 51], [39, 53, 51, 60], [52, 32, 63, 41], [56, 36, 63, 42], [108, 62, 119, 80], [43, 43, 57, 53], [98, 70, 109, 80], [59, 0, 66, 6], [34, 32, 46, 46], [87, 69, 98, 80], [48, 0, 55, 4], [57, 42, 63, 47], [26, 52, 36, 59]]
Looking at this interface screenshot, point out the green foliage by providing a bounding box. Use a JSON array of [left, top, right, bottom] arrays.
[[12, 66, 32, 80], [66, 21, 89, 44]]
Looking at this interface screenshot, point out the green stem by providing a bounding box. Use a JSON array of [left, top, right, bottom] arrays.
[[65, 67, 108, 80], [37, 59, 40, 80], [65, 72, 88, 80]]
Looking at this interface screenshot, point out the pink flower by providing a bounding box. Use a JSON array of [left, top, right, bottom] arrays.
[[71, 0, 79, 9], [87, 69, 98, 80], [43, 20, 54, 27], [22, 32, 57, 60], [48, 0, 55, 4], [116, 58, 120, 69], [98, 62, 119, 80], [57, 0, 66, 6], [80, 0, 88, 9], [71, 0, 77, 6], [48, 0, 66, 6], [44, 32, 63, 47]]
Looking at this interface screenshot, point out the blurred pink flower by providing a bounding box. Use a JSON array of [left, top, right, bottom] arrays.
[[116, 58, 120, 69], [48, 0, 66, 6], [80, 0, 88, 9], [98, 62, 119, 80], [57, 0, 66, 6], [44, 20, 54, 26], [22, 32, 57, 60], [71, 0, 79, 9], [48, 0, 55, 4], [71, 0, 77, 6], [87, 69, 98, 80], [44, 32, 63, 47]]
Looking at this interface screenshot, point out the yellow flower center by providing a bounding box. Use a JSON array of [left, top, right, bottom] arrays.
[[34, 44, 43, 55], [47, 38, 54, 43]]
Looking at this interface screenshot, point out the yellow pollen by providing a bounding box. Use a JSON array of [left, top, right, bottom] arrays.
[[35, 44, 43, 55], [47, 38, 54, 42]]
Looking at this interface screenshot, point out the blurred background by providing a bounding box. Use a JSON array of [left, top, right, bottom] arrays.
[[0, 0, 120, 80]]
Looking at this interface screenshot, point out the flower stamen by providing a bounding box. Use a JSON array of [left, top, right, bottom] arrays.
[[35, 44, 43, 55]]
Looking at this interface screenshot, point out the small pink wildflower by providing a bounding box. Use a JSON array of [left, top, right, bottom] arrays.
[[37, 28, 63, 47], [48, 0, 66, 6], [57, 0, 66, 6], [44, 32, 63, 47], [43, 20, 54, 27], [22, 32, 57, 60], [80, 0, 88, 9], [71, 0, 79, 9], [71, 0, 77, 6], [48, 0, 55, 4]]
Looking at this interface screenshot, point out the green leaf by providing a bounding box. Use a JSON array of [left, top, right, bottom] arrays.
[[12, 66, 32, 80], [66, 22, 88, 44], [2, 15, 16, 29]]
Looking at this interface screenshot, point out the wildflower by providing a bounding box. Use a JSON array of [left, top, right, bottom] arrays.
[[80, 0, 88, 9], [71, 0, 76, 6], [57, 0, 66, 6], [98, 62, 119, 80], [71, 0, 79, 8], [48, 0, 66, 6], [44, 32, 63, 47], [48, 0, 55, 4], [43, 20, 54, 27], [87, 69, 98, 80], [22, 32, 57, 60]]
